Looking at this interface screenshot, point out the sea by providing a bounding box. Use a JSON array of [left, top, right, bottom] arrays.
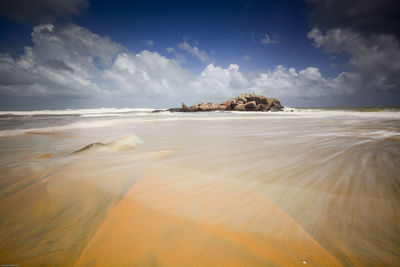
[[0, 107, 399, 266]]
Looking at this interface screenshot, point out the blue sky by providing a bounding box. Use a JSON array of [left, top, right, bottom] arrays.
[[0, 0, 399, 109], [76, 0, 341, 76]]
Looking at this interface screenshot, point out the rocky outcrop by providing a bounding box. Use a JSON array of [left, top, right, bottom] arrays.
[[167, 93, 283, 112]]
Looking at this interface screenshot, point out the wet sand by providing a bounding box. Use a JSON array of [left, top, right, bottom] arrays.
[[0, 110, 399, 266]]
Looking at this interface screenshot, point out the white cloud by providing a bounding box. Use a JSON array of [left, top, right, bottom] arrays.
[[0, 24, 244, 101], [242, 54, 251, 61], [261, 33, 279, 45], [145, 40, 154, 47], [178, 41, 211, 63], [190, 64, 249, 97], [0, 23, 121, 97], [252, 65, 358, 98], [1, 23, 397, 108], [103, 51, 193, 97], [165, 47, 186, 64]]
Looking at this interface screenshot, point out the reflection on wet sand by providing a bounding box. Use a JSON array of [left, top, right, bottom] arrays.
[[0, 112, 399, 266]]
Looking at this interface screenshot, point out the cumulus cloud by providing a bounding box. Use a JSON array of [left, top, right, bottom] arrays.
[[103, 51, 193, 98], [178, 41, 211, 63], [253, 25, 400, 100], [0, 23, 397, 108], [261, 33, 279, 45], [0, 24, 121, 98], [165, 47, 186, 64], [0, 0, 88, 23], [252, 65, 359, 98], [190, 64, 249, 97], [0, 24, 248, 103]]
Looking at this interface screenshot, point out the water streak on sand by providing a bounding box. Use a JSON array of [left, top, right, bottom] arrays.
[[0, 108, 399, 266], [72, 135, 143, 154]]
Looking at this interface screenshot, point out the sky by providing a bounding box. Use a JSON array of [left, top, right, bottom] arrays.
[[0, 0, 399, 109]]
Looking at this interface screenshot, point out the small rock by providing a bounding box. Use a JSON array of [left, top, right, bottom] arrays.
[[269, 106, 282, 112], [168, 108, 183, 112], [218, 104, 227, 110], [182, 102, 191, 112], [229, 99, 237, 109], [256, 104, 269, 111]]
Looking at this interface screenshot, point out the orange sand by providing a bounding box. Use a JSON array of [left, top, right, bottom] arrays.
[[1, 144, 398, 266], [75, 171, 342, 266]]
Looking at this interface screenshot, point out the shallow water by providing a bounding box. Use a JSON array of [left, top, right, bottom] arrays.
[[0, 108, 399, 266]]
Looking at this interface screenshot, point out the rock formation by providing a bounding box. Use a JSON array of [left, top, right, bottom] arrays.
[[167, 93, 283, 112]]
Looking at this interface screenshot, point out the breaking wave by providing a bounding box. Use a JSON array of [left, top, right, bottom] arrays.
[[0, 107, 157, 116], [0, 108, 399, 137]]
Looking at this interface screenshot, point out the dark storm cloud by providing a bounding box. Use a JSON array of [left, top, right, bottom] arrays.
[[306, 0, 400, 38], [306, 0, 400, 96], [45, 60, 74, 73], [0, 0, 89, 23]]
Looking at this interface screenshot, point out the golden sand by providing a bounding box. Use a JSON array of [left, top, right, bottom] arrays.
[[75, 170, 342, 266], [0, 154, 343, 267], [0, 112, 399, 266]]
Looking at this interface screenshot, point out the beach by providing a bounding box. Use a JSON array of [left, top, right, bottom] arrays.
[[0, 108, 399, 266]]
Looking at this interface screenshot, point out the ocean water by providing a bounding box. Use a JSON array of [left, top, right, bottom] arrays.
[[0, 107, 399, 266]]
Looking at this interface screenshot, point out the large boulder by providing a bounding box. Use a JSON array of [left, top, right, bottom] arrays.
[[197, 103, 210, 111], [240, 93, 268, 105], [236, 95, 247, 103], [267, 98, 280, 106], [245, 101, 256, 111], [233, 104, 246, 111], [236, 93, 266, 104], [210, 103, 220, 110], [252, 95, 268, 105], [267, 98, 283, 111], [191, 102, 228, 112]]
